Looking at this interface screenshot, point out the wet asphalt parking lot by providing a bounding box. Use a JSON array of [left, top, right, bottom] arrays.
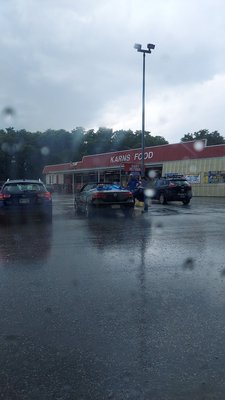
[[0, 194, 225, 400]]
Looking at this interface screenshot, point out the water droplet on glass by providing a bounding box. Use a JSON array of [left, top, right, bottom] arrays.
[[12, 143, 22, 153], [194, 141, 204, 152], [148, 170, 157, 179], [41, 146, 50, 156], [1, 141, 22, 155], [1, 142, 10, 153], [144, 188, 155, 198], [154, 221, 163, 234], [220, 268, 225, 277], [183, 257, 195, 270], [2, 106, 16, 125]]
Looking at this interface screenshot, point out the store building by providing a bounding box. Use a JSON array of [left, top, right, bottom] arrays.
[[43, 140, 225, 197]]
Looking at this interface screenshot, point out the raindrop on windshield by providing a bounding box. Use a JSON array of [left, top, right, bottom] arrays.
[[220, 268, 225, 277], [144, 188, 155, 198], [194, 141, 204, 152], [183, 257, 195, 270], [1, 142, 10, 153], [2, 106, 16, 125], [154, 221, 164, 234], [148, 170, 157, 179], [41, 146, 50, 156]]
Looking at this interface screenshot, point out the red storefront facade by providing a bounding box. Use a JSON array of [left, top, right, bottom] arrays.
[[43, 140, 225, 196]]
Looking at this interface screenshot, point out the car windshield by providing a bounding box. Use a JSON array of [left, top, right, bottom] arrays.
[[96, 183, 125, 190], [1, 1, 225, 399]]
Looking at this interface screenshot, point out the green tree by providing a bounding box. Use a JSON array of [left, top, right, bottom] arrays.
[[112, 129, 136, 150], [133, 131, 168, 147], [0, 126, 169, 180], [71, 127, 86, 160], [95, 127, 113, 154], [181, 129, 225, 145], [111, 130, 134, 151]]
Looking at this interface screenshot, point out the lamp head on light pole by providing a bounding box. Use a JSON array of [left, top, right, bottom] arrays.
[[134, 42, 155, 177], [134, 43, 155, 53], [147, 43, 155, 51], [134, 43, 142, 51]]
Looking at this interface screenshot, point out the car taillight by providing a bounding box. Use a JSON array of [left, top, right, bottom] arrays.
[[128, 192, 134, 197], [37, 192, 52, 200], [92, 192, 107, 199], [0, 193, 11, 200], [169, 182, 177, 188]]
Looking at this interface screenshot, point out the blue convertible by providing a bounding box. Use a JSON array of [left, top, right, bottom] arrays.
[[74, 183, 135, 217]]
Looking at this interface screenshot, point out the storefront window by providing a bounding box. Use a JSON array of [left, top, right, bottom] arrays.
[[204, 171, 225, 184]]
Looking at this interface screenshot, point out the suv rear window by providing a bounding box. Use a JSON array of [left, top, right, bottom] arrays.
[[3, 183, 46, 194], [170, 179, 189, 185]]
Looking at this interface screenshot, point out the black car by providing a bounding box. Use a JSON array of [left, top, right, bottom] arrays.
[[152, 175, 192, 205], [0, 179, 53, 222], [74, 183, 135, 217]]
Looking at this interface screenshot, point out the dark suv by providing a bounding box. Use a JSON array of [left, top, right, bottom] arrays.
[[0, 179, 52, 222], [153, 175, 192, 205]]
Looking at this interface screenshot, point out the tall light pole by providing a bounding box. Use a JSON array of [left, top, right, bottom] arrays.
[[134, 43, 155, 177]]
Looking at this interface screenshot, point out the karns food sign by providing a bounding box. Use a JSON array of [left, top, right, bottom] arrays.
[[110, 151, 154, 164]]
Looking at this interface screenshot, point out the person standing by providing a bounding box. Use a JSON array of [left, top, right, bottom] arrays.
[[140, 176, 149, 213], [127, 173, 139, 193]]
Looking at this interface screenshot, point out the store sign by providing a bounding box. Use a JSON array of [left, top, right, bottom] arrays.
[[124, 163, 142, 173], [134, 151, 154, 161], [110, 154, 131, 163], [185, 174, 201, 184], [204, 171, 225, 184], [110, 151, 154, 164]]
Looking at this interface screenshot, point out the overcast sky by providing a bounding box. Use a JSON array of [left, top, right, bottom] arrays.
[[1, 0, 225, 144]]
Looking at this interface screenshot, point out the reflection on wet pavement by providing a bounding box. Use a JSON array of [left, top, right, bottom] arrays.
[[0, 196, 225, 399], [0, 222, 52, 265]]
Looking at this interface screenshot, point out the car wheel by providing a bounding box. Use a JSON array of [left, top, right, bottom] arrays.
[[85, 203, 94, 218], [74, 201, 82, 215], [183, 199, 190, 205], [159, 193, 167, 205]]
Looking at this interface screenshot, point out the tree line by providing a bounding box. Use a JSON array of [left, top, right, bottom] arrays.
[[0, 127, 224, 181]]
